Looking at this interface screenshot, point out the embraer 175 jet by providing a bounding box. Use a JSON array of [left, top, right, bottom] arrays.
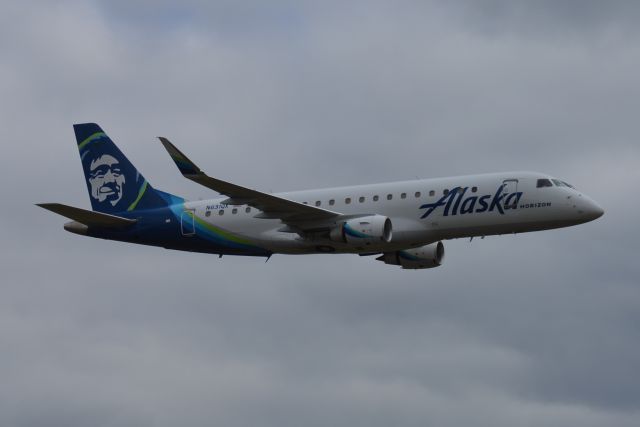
[[38, 123, 604, 269]]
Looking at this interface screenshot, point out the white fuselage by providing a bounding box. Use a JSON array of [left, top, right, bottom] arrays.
[[183, 171, 603, 255]]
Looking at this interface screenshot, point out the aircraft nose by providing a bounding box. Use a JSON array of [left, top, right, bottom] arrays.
[[587, 200, 605, 220], [580, 197, 604, 221], [569, 192, 603, 222]]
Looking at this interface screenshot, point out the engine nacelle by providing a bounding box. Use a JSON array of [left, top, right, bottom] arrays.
[[329, 215, 392, 244], [377, 241, 445, 269]]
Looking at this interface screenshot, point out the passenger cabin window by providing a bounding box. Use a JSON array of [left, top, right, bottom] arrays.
[[537, 179, 553, 188], [359, 196, 365, 203], [329, 199, 335, 206], [219, 210, 224, 216], [443, 189, 449, 196], [429, 190, 435, 196], [345, 197, 351, 204], [232, 208, 238, 214], [205, 211, 211, 217], [373, 195, 379, 201], [415, 191, 421, 198], [400, 193, 406, 199], [245, 207, 251, 213], [387, 194, 393, 200], [315, 201, 321, 206], [471, 186, 478, 193]]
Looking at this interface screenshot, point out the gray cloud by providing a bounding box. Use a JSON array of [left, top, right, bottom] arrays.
[[446, 0, 640, 38], [1, 1, 639, 426]]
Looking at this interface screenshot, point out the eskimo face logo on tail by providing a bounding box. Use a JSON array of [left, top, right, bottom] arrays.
[[88, 154, 126, 206], [419, 186, 523, 219]]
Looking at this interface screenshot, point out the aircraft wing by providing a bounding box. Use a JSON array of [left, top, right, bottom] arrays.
[[37, 203, 137, 228], [158, 137, 341, 223]]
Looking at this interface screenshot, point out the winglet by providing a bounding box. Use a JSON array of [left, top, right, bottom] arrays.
[[158, 137, 202, 176]]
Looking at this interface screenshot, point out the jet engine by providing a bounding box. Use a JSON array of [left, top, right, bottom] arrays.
[[377, 241, 445, 269], [329, 215, 392, 244]]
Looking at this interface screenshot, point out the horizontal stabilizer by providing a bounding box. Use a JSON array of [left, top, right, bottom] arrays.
[[36, 203, 137, 229]]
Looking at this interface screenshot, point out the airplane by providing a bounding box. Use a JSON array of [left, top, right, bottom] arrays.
[[38, 123, 604, 269]]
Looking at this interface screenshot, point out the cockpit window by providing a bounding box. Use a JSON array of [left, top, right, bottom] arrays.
[[536, 178, 553, 188], [552, 179, 575, 188]]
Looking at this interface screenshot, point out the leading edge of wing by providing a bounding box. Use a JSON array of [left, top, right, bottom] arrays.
[[158, 137, 341, 222]]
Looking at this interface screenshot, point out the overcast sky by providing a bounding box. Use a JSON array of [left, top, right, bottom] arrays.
[[1, 1, 639, 426]]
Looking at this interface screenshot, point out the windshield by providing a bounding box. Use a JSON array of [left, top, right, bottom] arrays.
[[552, 179, 575, 189], [536, 178, 553, 188]]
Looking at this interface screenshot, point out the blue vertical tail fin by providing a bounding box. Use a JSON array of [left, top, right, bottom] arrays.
[[74, 123, 168, 214]]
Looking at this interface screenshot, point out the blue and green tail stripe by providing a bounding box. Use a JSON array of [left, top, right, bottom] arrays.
[[168, 203, 265, 252], [77, 131, 108, 151]]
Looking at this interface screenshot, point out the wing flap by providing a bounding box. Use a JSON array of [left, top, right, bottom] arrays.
[[37, 203, 137, 228]]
